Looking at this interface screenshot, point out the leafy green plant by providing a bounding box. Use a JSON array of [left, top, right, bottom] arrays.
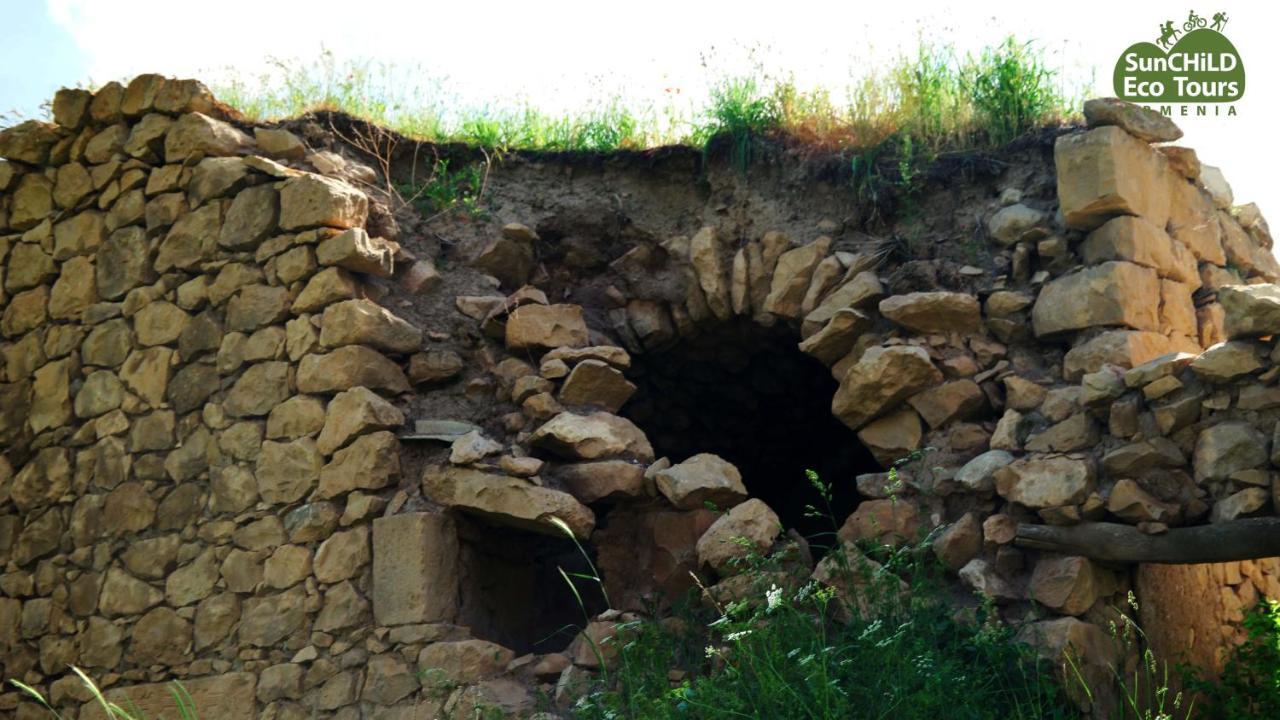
[[576, 105, 641, 152], [458, 116, 508, 151], [1183, 599, 1280, 719], [893, 42, 968, 150]]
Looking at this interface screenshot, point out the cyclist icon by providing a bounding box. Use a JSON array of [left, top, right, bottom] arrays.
[[1183, 10, 1207, 33]]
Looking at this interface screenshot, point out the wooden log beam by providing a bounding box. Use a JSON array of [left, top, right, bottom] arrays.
[[1014, 519, 1280, 564]]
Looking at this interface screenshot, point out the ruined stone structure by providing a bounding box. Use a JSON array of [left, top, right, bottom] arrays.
[[1, 78, 1279, 717]]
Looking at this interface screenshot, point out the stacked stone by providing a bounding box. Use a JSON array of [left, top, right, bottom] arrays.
[[552, 101, 1280, 699], [464, 200, 1141, 702], [947, 103, 1280, 689], [439, 271, 757, 609], [1037, 99, 1275, 372], [1093, 286, 1280, 527], [0, 74, 465, 719], [1087, 282, 1280, 675], [6, 74, 1280, 717], [1138, 557, 1280, 676], [612, 227, 883, 355]]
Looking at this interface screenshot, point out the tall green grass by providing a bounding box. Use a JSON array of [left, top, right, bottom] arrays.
[[694, 76, 780, 170], [1065, 592, 1195, 720], [9, 666, 197, 720], [891, 42, 969, 149], [209, 36, 1078, 155], [965, 37, 1069, 146]]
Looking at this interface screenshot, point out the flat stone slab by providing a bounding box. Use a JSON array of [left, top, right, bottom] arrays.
[[401, 419, 483, 442]]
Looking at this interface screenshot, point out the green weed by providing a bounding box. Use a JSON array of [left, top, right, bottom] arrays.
[[453, 104, 643, 153], [207, 35, 1077, 161], [694, 76, 780, 171], [569, 542, 1074, 720], [555, 470, 1076, 720], [964, 37, 1070, 146], [212, 49, 450, 134], [893, 42, 969, 150], [1064, 592, 1195, 720], [393, 158, 489, 220]]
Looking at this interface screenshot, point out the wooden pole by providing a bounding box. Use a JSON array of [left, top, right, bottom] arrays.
[[1014, 518, 1280, 564]]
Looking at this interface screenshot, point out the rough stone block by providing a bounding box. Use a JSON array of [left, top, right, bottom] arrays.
[[279, 173, 368, 230], [297, 345, 410, 395], [155, 77, 218, 115], [1082, 98, 1182, 143], [1062, 330, 1174, 381], [879, 291, 981, 334], [1167, 175, 1226, 265], [763, 237, 831, 319], [320, 298, 422, 354], [163, 112, 252, 162], [1032, 261, 1161, 337], [1081, 215, 1197, 286], [316, 227, 393, 277], [1055, 126, 1171, 231], [506, 304, 589, 351], [0, 120, 61, 164], [1159, 279, 1198, 339], [52, 88, 92, 130], [372, 512, 459, 625], [831, 345, 942, 430], [994, 455, 1095, 509], [422, 464, 595, 538]]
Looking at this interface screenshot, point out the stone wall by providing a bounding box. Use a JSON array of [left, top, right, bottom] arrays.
[[1, 78, 1279, 718], [1138, 558, 1280, 676]]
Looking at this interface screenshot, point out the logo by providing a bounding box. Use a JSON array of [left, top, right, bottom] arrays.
[[1113, 10, 1244, 114]]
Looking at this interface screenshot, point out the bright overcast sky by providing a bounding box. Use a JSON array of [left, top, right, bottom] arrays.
[[2, 0, 1276, 217]]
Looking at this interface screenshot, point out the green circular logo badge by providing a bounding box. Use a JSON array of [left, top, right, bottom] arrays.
[[1113, 11, 1245, 103]]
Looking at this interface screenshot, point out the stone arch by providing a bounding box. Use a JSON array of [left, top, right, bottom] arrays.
[[577, 227, 1001, 554], [477, 222, 1003, 618]]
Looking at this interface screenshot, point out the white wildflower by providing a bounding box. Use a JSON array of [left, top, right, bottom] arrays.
[[766, 583, 783, 611], [725, 630, 752, 642], [704, 645, 717, 658]]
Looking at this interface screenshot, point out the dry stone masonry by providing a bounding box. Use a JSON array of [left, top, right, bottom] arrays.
[[1, 75, 1279, 717]]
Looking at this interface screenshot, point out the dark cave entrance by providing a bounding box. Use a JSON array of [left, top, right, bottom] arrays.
[[621, 318, 880, 552], [455, 516, 607, 654]]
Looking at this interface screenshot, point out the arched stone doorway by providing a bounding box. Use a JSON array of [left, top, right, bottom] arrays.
[[620, 317, 877, 547]]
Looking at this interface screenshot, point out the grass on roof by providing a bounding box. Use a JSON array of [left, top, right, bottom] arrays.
[[211, 36, 1079, 157]]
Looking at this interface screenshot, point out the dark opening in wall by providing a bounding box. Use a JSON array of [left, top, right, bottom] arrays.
[[454, 516, 607, 654], [621, 319, 878, 551]]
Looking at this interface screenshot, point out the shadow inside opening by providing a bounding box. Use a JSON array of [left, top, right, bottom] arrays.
[[621, 318, 879, 554]]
